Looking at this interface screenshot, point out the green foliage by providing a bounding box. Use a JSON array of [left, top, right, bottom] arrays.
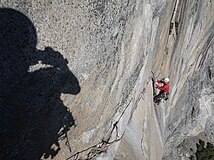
[[195, 140, 214, 160]]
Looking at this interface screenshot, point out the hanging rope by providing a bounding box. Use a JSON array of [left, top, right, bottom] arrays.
[[115, 125, 119, 140], [66, 99, 132, 160], [66, 125, 123, 160], [140, 71, 158, 100], [141, 79, 151, 100]]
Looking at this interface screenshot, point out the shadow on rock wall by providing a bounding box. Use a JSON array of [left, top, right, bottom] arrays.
[[0, 8, 80, 159]]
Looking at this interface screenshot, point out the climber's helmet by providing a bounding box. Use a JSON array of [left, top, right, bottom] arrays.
[[164, 77, 169, 83]]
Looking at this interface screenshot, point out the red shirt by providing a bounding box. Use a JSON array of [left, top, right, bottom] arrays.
[[156, 80, 170, 94]]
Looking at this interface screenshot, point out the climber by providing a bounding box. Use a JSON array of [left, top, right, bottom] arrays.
[[153, 77, 170, 104]]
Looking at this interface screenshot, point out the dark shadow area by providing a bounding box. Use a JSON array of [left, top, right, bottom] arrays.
[[0, 8, 80, 159], [195, 140, 214, 160], [153, 91, 168, 104]]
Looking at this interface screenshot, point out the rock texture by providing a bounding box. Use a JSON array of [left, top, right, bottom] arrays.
[[0, 0, 213, 160]]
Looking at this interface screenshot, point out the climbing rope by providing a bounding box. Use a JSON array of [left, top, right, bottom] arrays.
[[141, 79, 150, 99], [140, 71, 158, 100], [71, 72, 158, 159], [66, 99, 133, 160], [66, 124, 123, 160], [86, 126, 123, 160], [115, 125, 119, 140]]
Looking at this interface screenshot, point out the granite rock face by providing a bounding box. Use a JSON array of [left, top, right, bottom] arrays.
[[0, 0, 213, 160]]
